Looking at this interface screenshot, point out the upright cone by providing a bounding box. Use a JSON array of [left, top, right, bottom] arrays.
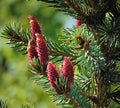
[[27, 16, 49, 70], [62, 57, 74, 90], [28, 16, 42, 40], [27, 39, 37, 67], [36, 33, 49, 68], [47, 62, 61, 94]]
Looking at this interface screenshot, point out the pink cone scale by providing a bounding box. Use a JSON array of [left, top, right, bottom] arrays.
[[47, 62, 61, 94], [62, 57, 74, 90], [36, 33, 49, 67], [28, 16, 42, 40], [27, 39, 37, 67]]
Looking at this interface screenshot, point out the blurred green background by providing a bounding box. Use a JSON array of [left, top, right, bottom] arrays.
[[0, 0, 68, 107]]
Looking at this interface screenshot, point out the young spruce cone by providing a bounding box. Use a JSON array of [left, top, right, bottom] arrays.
[[47, 57, 74, 94], [62, 57, 74, 90], [36, 33, 49, 68], [27, 39, 38, 67], [28, 16, 42, 40], [47, 62, 61, 94]]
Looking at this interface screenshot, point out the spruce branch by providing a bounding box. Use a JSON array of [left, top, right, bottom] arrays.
[[33, 75, 76, 107], [65, 0, 87, 17], [1, 1, 120, 107], [1, 23, 31, 54], [37, 0, 95, 20], [81, 93, 98, 105], [68, 82, 91, 108], [63, 92, 79, 108], [50, 81, 91, 108], [33, 62, 91, 108], [28, 58, 47, 76], [47, 39, 79, 63], [32, 75, 50, 95]]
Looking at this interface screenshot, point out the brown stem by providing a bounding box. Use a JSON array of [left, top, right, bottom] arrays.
[[64, 92, 79, 108], [94, 75, 109, 108], [81, 93, 98, 104], [10, 33, 28, 44]]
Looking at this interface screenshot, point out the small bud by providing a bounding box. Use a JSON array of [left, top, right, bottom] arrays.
[[47, 62, 61, 94], [76, 35, 83, 41], [62, 57, 74, 90], [36, 33, 49, 68], [76, 19, 82, 26], [76, 35, 85, 45], [27, 39, 37, 67], [75, 35, 85, 50], [83, 39, 92, 51], [28, 16, 42, 40]]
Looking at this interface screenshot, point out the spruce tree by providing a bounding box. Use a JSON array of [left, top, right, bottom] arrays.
[[1, 0, 120, 108]]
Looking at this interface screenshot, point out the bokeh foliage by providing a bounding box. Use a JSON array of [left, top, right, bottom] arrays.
[[0, 0, 67, 107]]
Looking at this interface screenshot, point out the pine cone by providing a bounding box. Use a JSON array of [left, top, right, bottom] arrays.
[[27, 39, 37, 67], [62, 57, 74, 90], [28, 16, 42, 40], [47, 62, 61, 94], [36, 33, 49, 68]]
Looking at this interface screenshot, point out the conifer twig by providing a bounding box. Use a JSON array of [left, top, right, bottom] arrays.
[[81, 93, 98, 104], [51, 49, 79, 58], [64, 92, 79, 108], [65, 0, 87, 17]]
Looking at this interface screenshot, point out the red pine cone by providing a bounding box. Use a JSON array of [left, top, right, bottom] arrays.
[[36, 33, 49, 67], [28, 16, 42, 40], [27, 39, 37, 67], [76, 19, 82, 26], [62, 57, 74, 90], [47, 62, 61, 94]]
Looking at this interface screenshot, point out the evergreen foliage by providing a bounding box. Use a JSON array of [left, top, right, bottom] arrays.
[[2, 23, 30, 54], [1, 0, 120, 108]]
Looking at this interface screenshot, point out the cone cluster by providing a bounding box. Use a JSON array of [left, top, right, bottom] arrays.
[[47, 57, 74, 94], [27, 16, 49, 68], [47, 62, 61, 94], [27, 16, 74, 94]]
